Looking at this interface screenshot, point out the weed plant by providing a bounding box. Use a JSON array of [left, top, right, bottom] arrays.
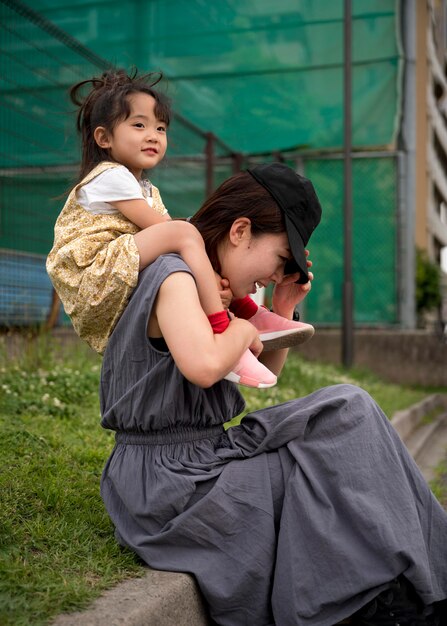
[[0, 332, 440, 625]]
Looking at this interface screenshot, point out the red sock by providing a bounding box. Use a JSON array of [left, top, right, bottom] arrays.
[[208, 310, 231, 334], [229, 296, 258, 320]]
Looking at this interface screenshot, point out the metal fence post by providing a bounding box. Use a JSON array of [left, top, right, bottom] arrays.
[[342, 0, 354, 367]]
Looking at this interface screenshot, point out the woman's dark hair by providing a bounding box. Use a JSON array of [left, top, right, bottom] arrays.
[[71, 68, 171, 181], [190, 172, 286, 274]]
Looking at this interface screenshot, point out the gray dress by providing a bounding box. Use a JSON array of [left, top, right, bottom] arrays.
[[100, 254, 447, 626]]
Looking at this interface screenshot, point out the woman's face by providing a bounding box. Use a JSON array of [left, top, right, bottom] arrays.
[[218, 219, 293, 298]]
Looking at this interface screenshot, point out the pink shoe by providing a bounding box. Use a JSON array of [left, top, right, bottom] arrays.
[[249, 306, 315, 351], [224, 349, 277, 388]]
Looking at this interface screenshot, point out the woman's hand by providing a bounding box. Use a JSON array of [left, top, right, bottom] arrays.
[[248, 333, 264, 359], [272, 250, 313, 318]]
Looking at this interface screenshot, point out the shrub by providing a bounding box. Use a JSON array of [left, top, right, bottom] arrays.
[[416, 249, 441, 322]]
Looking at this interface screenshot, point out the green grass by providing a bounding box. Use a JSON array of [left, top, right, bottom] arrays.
[[227, 352, 433, 426], [0, 335, 143, 626], [430, 460, 447, 510], [0, 332, 443, 625]]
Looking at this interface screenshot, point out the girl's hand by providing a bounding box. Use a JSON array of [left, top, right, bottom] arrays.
[[217, 276, 261, 356], [216, 275, 233, 309], [272, 250, 313, 318]]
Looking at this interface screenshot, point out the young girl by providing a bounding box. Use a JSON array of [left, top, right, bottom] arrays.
[[46, 68, 314, 387]]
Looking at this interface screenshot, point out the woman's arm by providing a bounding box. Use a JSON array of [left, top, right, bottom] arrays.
[[259, 256, 314, 376], [151, 271, 259, 388]]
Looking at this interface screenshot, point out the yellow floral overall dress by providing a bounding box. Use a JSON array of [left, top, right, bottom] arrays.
[[46, 161, 166, 353]]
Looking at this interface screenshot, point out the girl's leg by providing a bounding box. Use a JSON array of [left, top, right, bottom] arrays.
[[230, 296, 315, 351], [134, 220, 222, 315]]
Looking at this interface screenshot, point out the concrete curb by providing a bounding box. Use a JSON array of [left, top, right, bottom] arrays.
[[51, 570, 211, 626], [391, 393, 447, 482], [391, 393, 447, 442], [391, 394, 447, 482], [51, 395, 447, 626]]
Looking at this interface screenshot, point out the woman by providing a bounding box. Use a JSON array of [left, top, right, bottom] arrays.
[[99, 163, 447, 625]]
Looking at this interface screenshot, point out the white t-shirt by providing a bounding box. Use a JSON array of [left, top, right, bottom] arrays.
[[77, 165, 159, 215]]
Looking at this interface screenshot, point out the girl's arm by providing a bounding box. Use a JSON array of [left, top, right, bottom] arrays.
[[112, 198, 170, 228], [150, 271, 259, 388]]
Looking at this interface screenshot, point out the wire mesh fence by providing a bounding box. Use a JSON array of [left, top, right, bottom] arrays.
[[0, 0, 237, 327], [0, 0, 400, 329]]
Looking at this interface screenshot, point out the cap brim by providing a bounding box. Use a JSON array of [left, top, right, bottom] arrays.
[[284, 215, 309, 284]]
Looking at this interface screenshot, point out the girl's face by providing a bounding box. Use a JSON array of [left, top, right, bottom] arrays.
[[94, 92, 167, 179], [218, 219, 293, 298]]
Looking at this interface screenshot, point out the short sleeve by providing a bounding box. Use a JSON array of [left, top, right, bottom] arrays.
[[77, 166, 145, 215]]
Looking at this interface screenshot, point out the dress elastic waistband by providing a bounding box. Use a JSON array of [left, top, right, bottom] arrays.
[[115, 425, 225, 446]]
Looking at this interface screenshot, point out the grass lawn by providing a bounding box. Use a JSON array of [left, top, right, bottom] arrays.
[[0, 332, 444, 626], [431, 460, 447, 510]]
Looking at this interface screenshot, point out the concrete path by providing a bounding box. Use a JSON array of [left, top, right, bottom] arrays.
[[391, 393, 447, 482], [51, 394, 447, 626]]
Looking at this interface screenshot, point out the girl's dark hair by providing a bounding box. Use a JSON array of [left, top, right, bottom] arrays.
[[71, 68, 171, 181], [190, 172, 286, 274]]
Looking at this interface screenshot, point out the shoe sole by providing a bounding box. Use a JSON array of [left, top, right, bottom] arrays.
[[260, 327, 315, 351], [224, 372, 277, 388]]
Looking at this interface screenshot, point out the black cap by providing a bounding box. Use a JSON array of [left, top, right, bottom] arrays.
[[247, 163, 322, 284]]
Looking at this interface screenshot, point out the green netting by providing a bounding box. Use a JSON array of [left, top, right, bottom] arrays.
[[0, 174, 70, 254], [0, 172, 72, 325], [0, 0, 402, 169], [25, 0, 401, 154], [0, 0, 402, 327], [303, 157, 397, 324], [151, 160, 236, 218]]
